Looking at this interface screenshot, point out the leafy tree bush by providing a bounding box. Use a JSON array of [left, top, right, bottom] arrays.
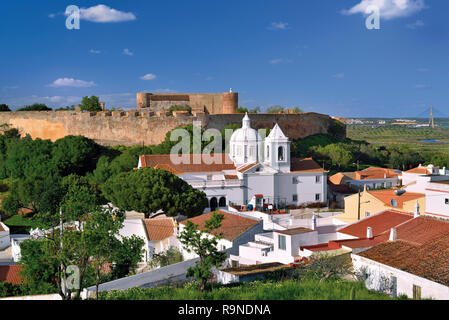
[[110, 235, 145, 279], [149, 246, 184, 269], [0, 104, 11, 112], [80, 96, 102, 112], [168, 105, 192, 114], [102, 168, 208, 218], [179, 211, 227, 291], [266, 105, 285, 114], [17, 103, 51, 111], [52, 135, 100, 176]]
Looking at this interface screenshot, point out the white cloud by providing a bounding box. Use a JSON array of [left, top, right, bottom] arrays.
[[78, 5, 136, 23], [123, 48, 134, 56], [414, 84, 431, 89], [332, 73, 345, 79], [269, 58, 293, 64], [48, 78, 96, 88], [406, 19, 425, 29], [140, 73, 157, 81], [342, 0, 426, 20], [151, 89, 177, 93], [90, 49, 101, 54], [48, 13, 56, 19], [267, 22, 290, 30]]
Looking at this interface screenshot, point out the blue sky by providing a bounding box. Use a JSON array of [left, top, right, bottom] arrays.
[[0, 0, 448, 117]]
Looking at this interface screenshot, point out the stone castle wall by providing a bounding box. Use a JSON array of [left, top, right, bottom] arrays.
[[137, 92, 238, 114], [0, 111, 345, 146]]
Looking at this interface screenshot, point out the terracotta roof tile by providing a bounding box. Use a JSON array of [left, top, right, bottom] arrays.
[[359, 233, 449, 286], [405, 167, 431, 174], [237, 162, 259, 173], [338, 210, 414, 238], [354, 167, 400, 180], [143, 218, 176, 241], [367, 190, 425, 209], [139, 154, 236, 174], [180, 210, 261, 241], [224, 175, 239, 180], [0, 265, 22, 285], [290, 158, 325, 173]]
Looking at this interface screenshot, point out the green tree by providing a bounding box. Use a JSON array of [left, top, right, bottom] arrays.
[[149, 246, 184, 269], [52, 135, 100, 176], [0, 104, 11, 112], [5, 137, 56, 179], [102, 168, 208, 219], [80, 96, 102, 112], [17, 103, 51, 111], [266, 105, 285, 114], [179, 211, 227, 291], [110, 235, 145, 279]]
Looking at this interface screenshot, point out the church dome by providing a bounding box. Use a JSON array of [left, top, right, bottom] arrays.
[[229, 113, 264, 166], [230, 113, 262, 144]]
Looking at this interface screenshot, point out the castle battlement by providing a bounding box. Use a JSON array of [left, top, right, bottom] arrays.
[[0, 110, 345, 146]]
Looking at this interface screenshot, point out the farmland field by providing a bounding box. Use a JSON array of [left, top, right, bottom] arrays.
[[347, 125, 449, 155]]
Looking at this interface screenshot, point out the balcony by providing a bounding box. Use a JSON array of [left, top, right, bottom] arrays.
[[188, 179, 243, 188]]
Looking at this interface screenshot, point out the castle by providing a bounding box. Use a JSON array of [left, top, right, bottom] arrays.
[[0, 90, 346, 146], [136, 91, 238, 114]]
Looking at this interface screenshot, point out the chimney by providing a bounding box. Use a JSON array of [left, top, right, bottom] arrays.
[[389, 228, 397, 242], [414, 200, 421, 218], [311, 214, 317, 231], [366, 227, 373, 239]]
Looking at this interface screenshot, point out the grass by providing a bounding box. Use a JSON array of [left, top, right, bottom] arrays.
[[99, 278, 394, 300], [4, 214, 38, 234]]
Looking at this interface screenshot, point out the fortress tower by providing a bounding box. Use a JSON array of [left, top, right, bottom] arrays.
[[136, 91, 238, 114]]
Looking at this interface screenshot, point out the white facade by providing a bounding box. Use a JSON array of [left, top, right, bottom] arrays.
[[352, 254, 449, 300], [138, 114, 327, 211], [0, 222, 10, 250], [424, 181, 449, 219]]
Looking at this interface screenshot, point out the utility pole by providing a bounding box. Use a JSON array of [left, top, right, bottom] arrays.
[[357, 189, 361, 221]]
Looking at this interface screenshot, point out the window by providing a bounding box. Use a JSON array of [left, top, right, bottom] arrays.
[[413, 285, 422, 300], [293, 194, 298, 202], [231, 260, 238, 268], [445, 198, 449, 205], [249, 146, 256, 157], [315, 194, 321, 201], [278, 235, 286, 250], [292, 177, 298, 184], [266, 145, 270, 158], [365, 211, 371, 217], [316, 176, 321, 183], [278, 146, 284, 161]]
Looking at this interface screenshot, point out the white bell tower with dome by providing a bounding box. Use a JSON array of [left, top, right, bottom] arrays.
[[264, 123, 290, 173], [229, 113, 264, 167]]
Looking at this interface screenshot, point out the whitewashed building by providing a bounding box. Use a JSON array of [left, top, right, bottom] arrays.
[[0, 222, 10, 250], [138, 114, 327, 211]]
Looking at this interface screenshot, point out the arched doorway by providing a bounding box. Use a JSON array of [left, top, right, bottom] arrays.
[[219, 197, 227, 208], [210, 197, 218, 211]]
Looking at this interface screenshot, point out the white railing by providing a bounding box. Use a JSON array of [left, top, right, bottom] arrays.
[[189, 180, 243, 188]]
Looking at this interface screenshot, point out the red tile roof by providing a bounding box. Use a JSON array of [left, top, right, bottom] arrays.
[[354, 167, 400, 180], [359, 233, 449, 286], [0, 223, 5, 232], [404, 167, 431, 174], [143, 218, 176, 241], [329, 172, 356, 185], [0, 265, 22, 285], [367, 190, 425, 209], [224, 175, 239, 180], [338, 210, 414, 239], [290, 158, 325, 173], [327, 179, 356, 194], [139, 154, 236, 174], [180, 211, 261, 241]]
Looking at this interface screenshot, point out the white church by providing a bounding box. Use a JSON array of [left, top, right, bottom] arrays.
[[138, 114, 327, 211]]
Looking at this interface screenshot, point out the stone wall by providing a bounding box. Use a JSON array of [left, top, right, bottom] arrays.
[[0, 111, 345, 146]]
